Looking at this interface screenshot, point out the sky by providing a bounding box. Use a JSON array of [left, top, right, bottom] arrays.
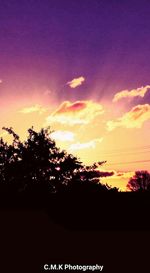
[[0, 0, 150, 190]]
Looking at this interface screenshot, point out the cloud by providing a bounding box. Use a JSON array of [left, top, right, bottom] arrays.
[[69, 138, 103, 151], [113, 85, 150, 102], [107, 104, 150, 131], [19, 104, 46, 115], [67, 76, 85, 88], [46, 100, 104, 126], [0, 79, 2, 84], [50, 130, 75, 142], [53, 101, 87, 114], [99, 169, 134, 179], [113, 171, 135, 179], [101, 170, 135, 191]]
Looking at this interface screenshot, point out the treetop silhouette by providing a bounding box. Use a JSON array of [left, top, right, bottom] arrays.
[[0, 127, 116, 195], [127, 170, 150, 192]]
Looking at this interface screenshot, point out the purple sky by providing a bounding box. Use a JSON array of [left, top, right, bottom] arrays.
[[1, 0, 150, 103]]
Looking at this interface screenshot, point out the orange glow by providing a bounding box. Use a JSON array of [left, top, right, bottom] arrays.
[[0, 89, 150, 191], [101, 170, 135, 191]]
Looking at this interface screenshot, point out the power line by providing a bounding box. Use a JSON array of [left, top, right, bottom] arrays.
[[79, 146, 150, 158], [81, 150, 150, 159], [99, 149, 150, 157], [107, 159, 150, 166], [97, 145, 150, 153]]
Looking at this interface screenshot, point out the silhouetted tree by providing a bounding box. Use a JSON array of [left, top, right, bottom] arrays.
[[127, 171, 150, 192], [0, 127, 116, 196]]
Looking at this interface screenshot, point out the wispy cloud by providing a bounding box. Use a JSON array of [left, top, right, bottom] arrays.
[[115, 171, 135, 179], [50, 130, 75, 142], [99, 168, 134, 179], [69, 138, 103, 151], [101, 170, 135, 191], [19, 104, 47, 115], [113, 85, 150, 102], [67, 76, 85, 88], [107, 104, 150, 131], [0, 79, 2, 84], [45, 100, 104, 126]]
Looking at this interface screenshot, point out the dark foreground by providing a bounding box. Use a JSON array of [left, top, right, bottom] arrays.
[[0, 191, 150, 272], [1, 208, 150, 273], [0, 191, 150, 230]]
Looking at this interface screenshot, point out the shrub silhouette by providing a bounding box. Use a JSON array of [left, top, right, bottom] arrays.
[[0, 127, 116, 196]]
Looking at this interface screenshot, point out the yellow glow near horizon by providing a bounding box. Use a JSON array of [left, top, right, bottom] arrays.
[[0, 93, 150, 191]]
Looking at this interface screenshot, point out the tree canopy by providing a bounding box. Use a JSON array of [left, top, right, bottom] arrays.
[[0, 127, 117, 196], [127, 170, 150, 192]]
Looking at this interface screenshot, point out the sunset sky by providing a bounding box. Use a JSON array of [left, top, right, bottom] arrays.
[[0, 0, 150, 190]]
